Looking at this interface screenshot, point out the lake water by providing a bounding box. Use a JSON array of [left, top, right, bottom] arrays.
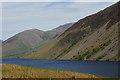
[[2, 58, 119, 78]]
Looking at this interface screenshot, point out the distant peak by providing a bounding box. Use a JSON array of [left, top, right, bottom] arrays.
[[23, 29, 44, 32]]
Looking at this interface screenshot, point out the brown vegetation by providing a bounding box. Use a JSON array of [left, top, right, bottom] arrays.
[[2, 64, 100, 78]]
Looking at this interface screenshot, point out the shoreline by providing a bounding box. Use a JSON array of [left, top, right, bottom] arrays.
[[2, 63, 103, 78]]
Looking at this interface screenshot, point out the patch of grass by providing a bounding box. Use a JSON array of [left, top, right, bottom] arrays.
[[75, 50, 90, 60], [86, 52, 94, 59], [103, 40, 112, 46], [73, 55, 75, 57], [83, 51, 90, 56], [106, 59, 110, 61], [78, 55, 84, 60], [96, 55, 105, 61], [69, 41, 78, 49], [78, 52, 80, 54], [93, 47, 100, 53]]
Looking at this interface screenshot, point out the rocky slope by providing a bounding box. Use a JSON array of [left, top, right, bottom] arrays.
[[25, 1, 120, 61], [2, 23, 74, 58]]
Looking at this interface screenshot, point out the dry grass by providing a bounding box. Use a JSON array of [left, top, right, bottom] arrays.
[[2, 64, 100, 78]]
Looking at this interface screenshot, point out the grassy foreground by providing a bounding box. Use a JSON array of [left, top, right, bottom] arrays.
[[2, 64, 101, 78]]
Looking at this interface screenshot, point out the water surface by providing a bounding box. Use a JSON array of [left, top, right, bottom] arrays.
[[2, 58, 119, 78]]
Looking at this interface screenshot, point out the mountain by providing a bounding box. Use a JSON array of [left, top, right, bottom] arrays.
[[2, 29, 45, 58], [0, 39, 2, 52], [0, 40, 2, 58], [0, 39, 2, 44], [2, 23, 74, 58], [0, 39, 2, 46], [25, 1, 120, 61]]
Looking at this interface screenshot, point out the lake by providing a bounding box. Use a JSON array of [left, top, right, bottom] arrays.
[[2, 58, 119, 78]]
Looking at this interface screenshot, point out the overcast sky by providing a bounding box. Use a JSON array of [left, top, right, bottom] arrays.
[[2, 2, 116, 40]]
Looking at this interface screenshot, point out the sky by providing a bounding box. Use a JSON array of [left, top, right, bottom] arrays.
[[2, 1, 117, 40]]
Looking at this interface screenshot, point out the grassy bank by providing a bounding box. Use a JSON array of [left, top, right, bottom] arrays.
[[2, 64, 101, 78]]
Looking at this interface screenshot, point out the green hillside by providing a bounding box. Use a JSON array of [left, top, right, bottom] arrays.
[[2, 23, 74, 58]]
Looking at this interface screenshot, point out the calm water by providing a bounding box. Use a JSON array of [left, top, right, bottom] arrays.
[[2, 58, 119, 78]]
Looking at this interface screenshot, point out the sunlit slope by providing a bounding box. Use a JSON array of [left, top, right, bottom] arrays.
[[25, 1, 119, 61], [2, 23, 74, 58], [3, 29, 45, 58]]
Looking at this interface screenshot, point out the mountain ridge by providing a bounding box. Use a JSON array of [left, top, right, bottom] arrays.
[[25, 1, 119, 61], [2, 23, 74, 58]]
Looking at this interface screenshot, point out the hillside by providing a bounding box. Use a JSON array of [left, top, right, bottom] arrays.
[[0, 40, 2, 44], [46, 23, 74, 38], [25, 1, 120, 61], [0, 40, 2, 45], [2, 23, 74, 58], [0, 40, 2, 55]]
